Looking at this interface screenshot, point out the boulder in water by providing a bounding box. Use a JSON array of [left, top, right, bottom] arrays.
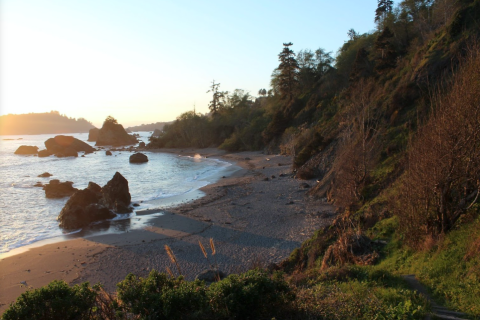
[[57, 172, 132, 229], [14, 145, 38, 155], [43, 180, 78, 198], [96, 119, 137, 146], [37, 149, 53, 157], [88, 128, 100, 142], [106, 150, 112, 156], [38, 172, 53, 178], [129, 153, 148, 163], [58, 189, 114, 229], [55, 147, 78, 158], [101, 172, 132, 212], [45, 135, 95, 155]]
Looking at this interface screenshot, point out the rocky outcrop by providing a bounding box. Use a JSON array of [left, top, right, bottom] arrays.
[[102, 172, 132, 213], [43, 180, 78, 198], [88, 128, 100, 142], [138, 141, 146, 148], [14, 145, 38, 155], [38, 172, 52, 177], [96, 121, 137, 146], [57, 189, 114, 229], [37, 149, 53, 157], [44, 135, 95, 157], [55, 148, 78, 158], [129, 153, 148, 163], [57, 172, 132, 229], [106, 150, 112, 156]]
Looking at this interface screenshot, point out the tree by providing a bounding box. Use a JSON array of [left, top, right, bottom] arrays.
[[374, 27, 397, 73], [398, 48, 480, 247], [275, 42, 299, 101], [375, 0, 394, 26], [347, 28, 359, 41], [103, 115, 118, 126], [207, 80, 226, 115]]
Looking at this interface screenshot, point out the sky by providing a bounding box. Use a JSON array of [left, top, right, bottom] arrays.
[[1, 0, 381, 128]]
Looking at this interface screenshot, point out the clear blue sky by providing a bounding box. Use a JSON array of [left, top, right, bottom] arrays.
[[1, 0, 381, 127]]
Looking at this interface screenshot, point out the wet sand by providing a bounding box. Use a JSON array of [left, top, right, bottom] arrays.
[[0, 149, 335, 313]]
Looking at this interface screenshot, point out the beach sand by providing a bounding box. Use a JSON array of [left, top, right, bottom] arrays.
[[0, 149, 335, 313]]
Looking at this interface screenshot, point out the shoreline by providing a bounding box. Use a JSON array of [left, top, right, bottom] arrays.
[[0, 148, 335, 313]]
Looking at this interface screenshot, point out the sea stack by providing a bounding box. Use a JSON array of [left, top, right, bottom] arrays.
[[95, 116, 137, 146]]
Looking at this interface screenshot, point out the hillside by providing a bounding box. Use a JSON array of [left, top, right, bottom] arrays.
[[0, 111, 95, 135]]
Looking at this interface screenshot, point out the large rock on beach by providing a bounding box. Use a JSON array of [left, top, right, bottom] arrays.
[[96, 121, 137, 146], [45, 135, 95, 156], [57, 189, 114, 229], [88, 128, 100, 142], [57, 173, 132, 229], [14, 145, 38, 155], [43, 180, 78, 198], [102, 172, 132, 213], [129, 153, 148, 163]]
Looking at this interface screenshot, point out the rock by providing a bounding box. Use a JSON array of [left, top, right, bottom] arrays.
[[263, 177, 269, 181], [43, 180, 78, 198], [129, 153, 148, 163], [55, 147, 78, 158], [88, 128, 100, 142], [138, 141, 146, 148], [37, 149, 53, 157], [57, 173, 132, 229], [299, 182, 311, 189], [87, 182, 102, 194], [14, 145, 38, 155], [96, 121, 137, 146], [38, 172, 52, 178], [45, 135, 95, 154], [196, 269, 226, 282], [271, 175, 276, 179], [132, 203, 140, 207], [244, 157, 251, 160], [33, 182, 44, 187], [102, 172, 132, 212], [57, 189, 114, 229], [106, 150, 112, 156]]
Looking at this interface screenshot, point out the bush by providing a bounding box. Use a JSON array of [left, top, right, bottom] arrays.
[[117, 270, 209, 320], [2, 281, 98, 320], [207, 269, 293, 319]]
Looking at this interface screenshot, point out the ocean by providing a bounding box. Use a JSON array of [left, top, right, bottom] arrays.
[[0, 132, 234, 254]]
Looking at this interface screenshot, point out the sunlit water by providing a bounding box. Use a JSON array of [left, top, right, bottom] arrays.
[[0, 132, 233, 254]]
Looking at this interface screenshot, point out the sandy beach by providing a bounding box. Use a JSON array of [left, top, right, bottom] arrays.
[[0, 149, 335, 313]]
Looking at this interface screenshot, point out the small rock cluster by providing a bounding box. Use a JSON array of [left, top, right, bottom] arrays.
[[57, 172, 132, 230]]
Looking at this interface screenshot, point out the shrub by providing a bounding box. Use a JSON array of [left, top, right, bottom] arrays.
[[117, 270, 209, 320], [2, 281, 98, 320], [208, 269, 293, 319]]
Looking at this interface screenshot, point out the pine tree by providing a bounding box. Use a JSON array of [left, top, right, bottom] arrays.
[[375, 0, 394, 24], [276, 42, 299, 101], [207, 80, 225, 115]]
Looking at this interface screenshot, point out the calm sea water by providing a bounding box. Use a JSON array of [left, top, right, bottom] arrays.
[[0, 132, 234, 254]]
